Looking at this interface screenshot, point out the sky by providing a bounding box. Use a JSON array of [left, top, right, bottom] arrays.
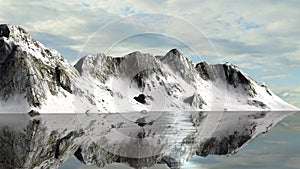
[[1, 1, 299, 169]]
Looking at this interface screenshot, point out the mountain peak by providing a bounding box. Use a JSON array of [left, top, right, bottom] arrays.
[[126, 51, 142, 57], [1, 24, 34, 45], [167, 48, 181, 55], [161, 48, 196, 83], [0, 24, 297, 113], [0, 24, 73, 110], [163, 48, 185, 60], [74, 53, 107, 75]]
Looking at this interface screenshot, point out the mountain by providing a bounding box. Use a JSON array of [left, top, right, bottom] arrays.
[[0, 24, 298, 169], [0, 25, 296, 113]]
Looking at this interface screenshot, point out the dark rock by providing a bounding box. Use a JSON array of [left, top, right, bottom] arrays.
[[247, 100, 268, 109], [168, 48, 180, 56], [197, 137, 217, 156], [222, 64, 257, 96], [55, 66, 72, 93], [134, 94, 147, 104], [134, 117, 154, 127], [197, 133, 251, 156], [0, 116, 42, 169], [55, 66, 61, 83], [133, 70, 148, 88], [137, 131, 146, 138], [0, 38, 3, 47], [54, 131, 75, 159], [0, 37, 13, 63], [261, 84, 272, 96], [160, 156, 182, 169], [222, 64, 250, 87], [74, 147, 86, 164], [247, 111, 267, 119], [195, 62, 211, 80], [28, 110, 40, 117], [0, 24, 10, 38], [135, 117, 146, 127]]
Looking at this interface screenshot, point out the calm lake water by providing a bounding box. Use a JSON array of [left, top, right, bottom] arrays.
[[60, 112, 300, 169]]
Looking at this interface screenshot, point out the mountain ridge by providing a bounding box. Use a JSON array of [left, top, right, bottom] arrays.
[[0, 24, 298, 113]]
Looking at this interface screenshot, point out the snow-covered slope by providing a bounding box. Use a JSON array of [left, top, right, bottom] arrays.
[[0, 24, 76, 113], [0, 24, 298, 169], [0, 25, 297, 113]]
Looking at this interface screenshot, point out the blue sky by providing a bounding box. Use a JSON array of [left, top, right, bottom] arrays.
[[0, 0, 299, 107]]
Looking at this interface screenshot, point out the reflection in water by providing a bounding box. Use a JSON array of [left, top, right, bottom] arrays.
[[0, 111, 296, 169], [181, 112, 300, 169]]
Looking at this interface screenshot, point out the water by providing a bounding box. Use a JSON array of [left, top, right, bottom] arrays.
[[0, 111, 298, 169], [181, 112, 300, 169], [58, 111, 300, 169]]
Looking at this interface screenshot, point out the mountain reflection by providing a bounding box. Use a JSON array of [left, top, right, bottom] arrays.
[[0, 111, 296, 169]]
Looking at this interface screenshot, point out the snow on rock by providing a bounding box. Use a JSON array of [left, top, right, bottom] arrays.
[[0, 24, 299, 169], [184, 93, 206, 109], [0, 25, 297, 113], [161, 48, 196, 83], [0, 24, 77, 113]]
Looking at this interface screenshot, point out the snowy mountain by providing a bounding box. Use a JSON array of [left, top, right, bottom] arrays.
[[0, 24, 297, 113], [0, 24, 298, 169]]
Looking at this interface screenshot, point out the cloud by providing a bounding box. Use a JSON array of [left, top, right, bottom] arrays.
[[1, 0, 299, 66], [262, 75, 290, 80], [261, 139, 288, 145], [296, 87, 300, 92], [0, 0, 119, 60], [75, 13, 220, 64], [30, 32, 80, 60], [272, 86, 300, 108]]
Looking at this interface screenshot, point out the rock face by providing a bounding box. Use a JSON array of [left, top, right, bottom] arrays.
[[161, 49, 196, 83], [0, 24, 76, 111], [134, 94, 147, 104], [184, 93, 206, 109], [0, 25, 298, 169], [0, 24, 10, 38], [195, 62, 212, 80]]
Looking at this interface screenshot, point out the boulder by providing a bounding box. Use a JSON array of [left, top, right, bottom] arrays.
[[134, 94, 147, 104]]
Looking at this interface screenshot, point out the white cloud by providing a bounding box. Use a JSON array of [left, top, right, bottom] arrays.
[[1, 0, 299, 66], [262, 75, 290, 80], [271, 86, 300, 108], [295, 87, 300, 92]]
